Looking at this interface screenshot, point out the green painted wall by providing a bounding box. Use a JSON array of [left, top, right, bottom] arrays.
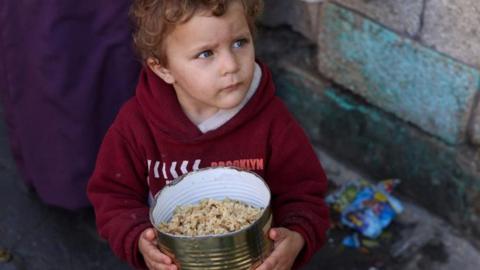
[[272, 65, 480, 239], [317, 3, 480, 144]]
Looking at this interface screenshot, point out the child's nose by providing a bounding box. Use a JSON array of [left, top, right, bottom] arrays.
[[220, 52, 240, 76]]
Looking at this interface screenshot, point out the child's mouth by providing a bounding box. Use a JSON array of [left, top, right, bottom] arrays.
[[222, 82, 242, 92]]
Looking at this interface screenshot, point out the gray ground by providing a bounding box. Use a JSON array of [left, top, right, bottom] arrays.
[[1, 104, 480, 270]]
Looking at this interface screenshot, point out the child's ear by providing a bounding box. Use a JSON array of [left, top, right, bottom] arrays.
[[147, 57, 175, 84]]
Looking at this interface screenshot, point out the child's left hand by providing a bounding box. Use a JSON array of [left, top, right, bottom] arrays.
[[255, 227, 305, 270]]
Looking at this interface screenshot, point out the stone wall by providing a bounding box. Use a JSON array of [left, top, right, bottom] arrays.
[[257, 0, 480, 242]]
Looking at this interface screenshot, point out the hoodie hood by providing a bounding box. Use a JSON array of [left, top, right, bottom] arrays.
[[136, 61, 276, 143]]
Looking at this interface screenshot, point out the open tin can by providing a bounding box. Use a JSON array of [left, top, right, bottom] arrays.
[[150, 167, 273, 269]]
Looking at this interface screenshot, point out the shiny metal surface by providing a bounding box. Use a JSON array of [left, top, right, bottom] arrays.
[[150, 167, 273, 269], [158, 208, 272, 269]]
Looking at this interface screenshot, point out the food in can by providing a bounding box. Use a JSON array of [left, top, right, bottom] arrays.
[[158, 198, 262, 236]]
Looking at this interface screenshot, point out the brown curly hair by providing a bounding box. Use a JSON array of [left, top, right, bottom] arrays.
[[130, 0, 263, 65]]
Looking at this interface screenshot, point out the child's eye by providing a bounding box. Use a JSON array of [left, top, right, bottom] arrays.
[[197, 50, 213, 59], [233, 38, 248, 49]]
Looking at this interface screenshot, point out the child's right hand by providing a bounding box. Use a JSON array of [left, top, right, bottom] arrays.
[[139, 228, 177, 270]]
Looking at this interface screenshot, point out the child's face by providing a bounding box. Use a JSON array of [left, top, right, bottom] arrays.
[[149, 1, 255, 121]]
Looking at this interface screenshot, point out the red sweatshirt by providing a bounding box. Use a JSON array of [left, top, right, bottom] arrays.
[[87, 62, 330, 269]]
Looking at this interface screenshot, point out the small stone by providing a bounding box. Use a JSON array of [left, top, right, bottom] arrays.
[[0, 248, 12, 263]]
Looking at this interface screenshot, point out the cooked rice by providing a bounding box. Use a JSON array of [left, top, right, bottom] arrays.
[[158, 198, 262, 236]]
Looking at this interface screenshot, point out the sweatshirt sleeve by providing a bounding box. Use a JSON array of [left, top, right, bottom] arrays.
[[87, 126, 151, 270], [266, 112, 330, 269]]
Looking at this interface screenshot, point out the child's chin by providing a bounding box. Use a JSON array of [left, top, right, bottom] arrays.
[[218, 100, 243, 110], [218, 93, 247, 109]]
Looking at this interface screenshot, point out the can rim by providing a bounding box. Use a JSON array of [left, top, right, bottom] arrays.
[[149, 166, 272, 239]]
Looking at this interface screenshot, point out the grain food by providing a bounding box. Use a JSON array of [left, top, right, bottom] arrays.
[[158, 198, 262, 236]]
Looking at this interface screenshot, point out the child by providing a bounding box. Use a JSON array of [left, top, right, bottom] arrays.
[[87, 0, 330, 269]]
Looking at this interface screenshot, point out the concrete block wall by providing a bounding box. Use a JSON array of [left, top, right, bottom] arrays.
[[259, 0, 320, 41], [271, 61, 480, 233], [317, 3, 480, 144], [257, 0, 480, 242], [261, 0, 480, 145]]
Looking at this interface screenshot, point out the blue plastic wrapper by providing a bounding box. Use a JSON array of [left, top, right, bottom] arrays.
[[342, 233, 360, 248], [327, 179, 404, 239]]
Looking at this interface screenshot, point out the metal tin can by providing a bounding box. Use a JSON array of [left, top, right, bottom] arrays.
[[150, 167, 273, 269]]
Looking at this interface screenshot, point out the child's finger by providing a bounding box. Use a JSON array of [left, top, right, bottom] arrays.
[[144, 228, 157, 241], [255, 256, 277, 270], [268, 228, 277, 240], [150, 262, 177, 270], [145, 247, 173, 264], [269, 227, 287, 242], [139, 229, 174, 265]]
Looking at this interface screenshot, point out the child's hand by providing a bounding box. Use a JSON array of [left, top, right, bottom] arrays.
[[255, 227, 305, 270], [138, 228, 177, 270]]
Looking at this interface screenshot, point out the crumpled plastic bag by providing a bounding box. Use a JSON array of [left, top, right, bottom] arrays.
[[326, 179, 403, 239]]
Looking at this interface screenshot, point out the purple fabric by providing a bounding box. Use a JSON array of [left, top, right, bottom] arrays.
[[0, 0, 141, 209]]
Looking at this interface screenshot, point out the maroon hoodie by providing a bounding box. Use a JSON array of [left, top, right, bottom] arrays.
[[87, 62, 330, 269]]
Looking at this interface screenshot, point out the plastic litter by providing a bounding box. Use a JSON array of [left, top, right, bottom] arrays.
[[327, 179, 404, 239], [342, 233, 360, 248]]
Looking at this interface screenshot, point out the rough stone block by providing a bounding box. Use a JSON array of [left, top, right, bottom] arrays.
[[422, 0, 480, 69], [333, 0, 423, 37], [316, 2, 480, 144], [470, 103, 480, 145], [259, 0, 321, 41]]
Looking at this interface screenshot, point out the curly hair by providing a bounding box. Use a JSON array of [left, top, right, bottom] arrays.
[[130, 0, 263, 65]]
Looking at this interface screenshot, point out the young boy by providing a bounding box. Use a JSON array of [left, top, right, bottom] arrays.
[[87, 0, 330, 269]]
